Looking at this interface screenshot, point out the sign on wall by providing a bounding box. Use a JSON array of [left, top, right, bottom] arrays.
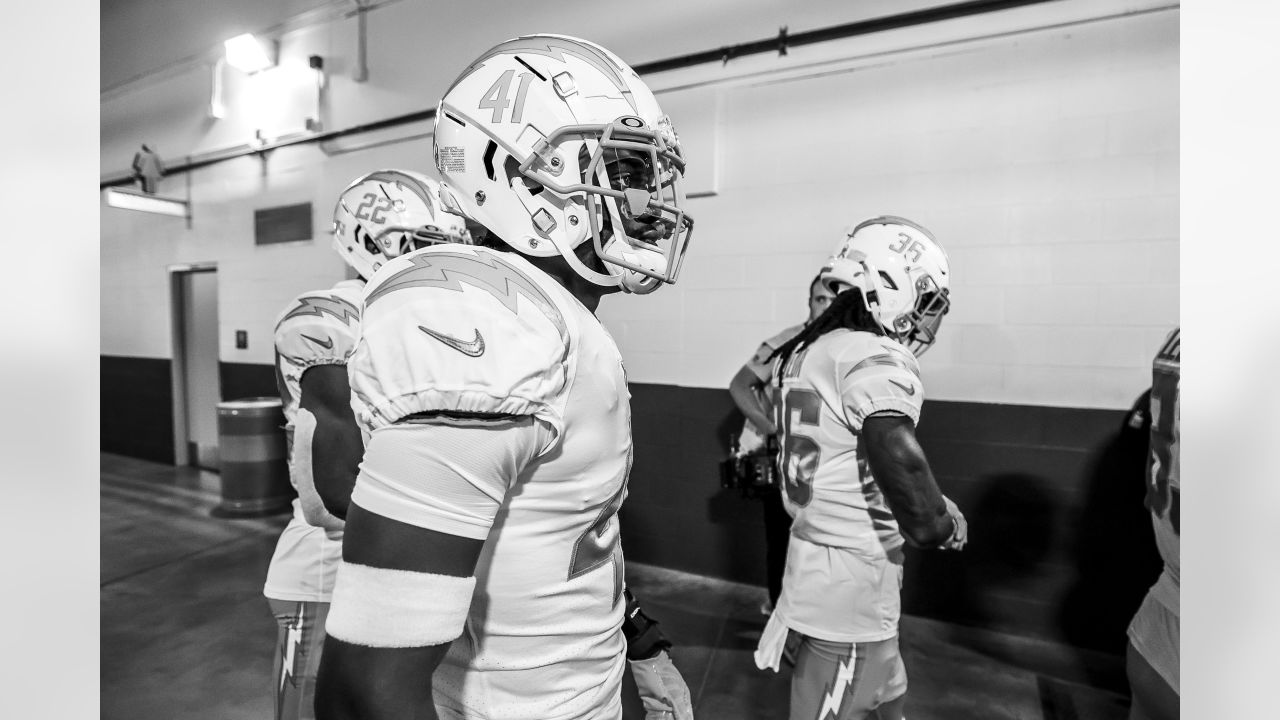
[[254, 202, 312, 245]]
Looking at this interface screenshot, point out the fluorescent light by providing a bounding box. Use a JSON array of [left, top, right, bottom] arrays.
[[104, 188, 190, 218], [209, 59, 227, 118], [224, 33, 277, 74]]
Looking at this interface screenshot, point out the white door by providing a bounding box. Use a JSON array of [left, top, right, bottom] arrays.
[[173, 267, 221, 469]]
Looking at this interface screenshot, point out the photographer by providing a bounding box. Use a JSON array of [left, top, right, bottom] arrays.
[[728, 274, 834, 612]]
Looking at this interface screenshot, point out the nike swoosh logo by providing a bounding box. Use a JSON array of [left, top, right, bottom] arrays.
[[300, 333, 334, 349], [419, 325, 485, 357], [888, 379, 916, 396]]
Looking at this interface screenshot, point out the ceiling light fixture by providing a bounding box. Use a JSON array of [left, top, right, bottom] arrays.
[[224, 33, 278, 74]]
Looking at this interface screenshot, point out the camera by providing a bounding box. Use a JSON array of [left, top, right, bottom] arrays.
[[719, 434, 779, 498]]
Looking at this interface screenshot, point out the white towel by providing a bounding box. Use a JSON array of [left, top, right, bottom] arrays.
[[753, 609, 789, 672]]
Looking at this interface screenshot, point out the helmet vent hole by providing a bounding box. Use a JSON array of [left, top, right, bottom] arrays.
[[483, 141, 498, 181], [442, 111, 467, 127], [878, 271, 898, 290], [504, 155, 544, 196], [513, 56, 546, 81], [357, 226, 378, 255]]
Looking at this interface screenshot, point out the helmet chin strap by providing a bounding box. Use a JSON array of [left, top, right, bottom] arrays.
[[614, 243, 663, 294], [543, 223, 623, 289]]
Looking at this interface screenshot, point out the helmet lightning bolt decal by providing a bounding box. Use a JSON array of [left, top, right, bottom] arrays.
[[818, 655, 858, 719]]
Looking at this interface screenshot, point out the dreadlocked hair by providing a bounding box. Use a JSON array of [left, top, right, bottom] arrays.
[[767, 288, 885, 379]]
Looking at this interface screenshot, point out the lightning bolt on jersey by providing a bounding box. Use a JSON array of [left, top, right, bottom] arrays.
[[348, 245, 631, 720], [263, 279, 364, 603], [1146, 327, 1179, 615], [273, 280, 365, 425], [770, 329, 924, 642]]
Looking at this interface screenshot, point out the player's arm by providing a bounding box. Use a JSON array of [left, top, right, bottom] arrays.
[[862, 412, 966, 550], [729, 364, 776, 436], [317, 503, 483, 720], [624, 587, 694, 720], [298, 365, 364, 522], [316, 416, 549, 720]]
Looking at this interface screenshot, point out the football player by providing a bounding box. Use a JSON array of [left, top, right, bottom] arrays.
[[752, 217, 968, 720], [314, 35, 694, 720], [728, 273, 836, 613], [1125, 328, 1179, 720], [263, 169, 467, 720]]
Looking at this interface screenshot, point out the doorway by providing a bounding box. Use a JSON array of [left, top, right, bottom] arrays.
[[169, 263, 222, 470]]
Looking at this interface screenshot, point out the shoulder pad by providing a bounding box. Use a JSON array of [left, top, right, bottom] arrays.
[[274, 287, 362, 366], [747, 323, 804, 381], [763, 324, 804, 352], [350, 246, 573, 438], [830, 333, 923, 428]]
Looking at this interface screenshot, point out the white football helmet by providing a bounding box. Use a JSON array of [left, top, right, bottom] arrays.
[[820, 216, 951, 356], [433, 34, 693, 294], [332, 169, 471, 279]]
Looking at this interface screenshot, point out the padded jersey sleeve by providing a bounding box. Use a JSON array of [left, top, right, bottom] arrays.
[[832, 334, 925, 430], [352, 416, 554, 539], [348, 246, 572, 454], [274, 285, 363, 416], [744, 324, 804, 384]]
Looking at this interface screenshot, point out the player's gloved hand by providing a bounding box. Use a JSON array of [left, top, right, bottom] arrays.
[[940, 495, 968, 551], [629, 649, 694, 720]]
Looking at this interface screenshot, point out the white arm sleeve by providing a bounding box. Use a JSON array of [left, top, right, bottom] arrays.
[[291, 407, 346, 533], [351, 416, 553, 539]]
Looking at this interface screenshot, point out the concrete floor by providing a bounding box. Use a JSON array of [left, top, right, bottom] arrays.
[[102, 453, 1131, 719]]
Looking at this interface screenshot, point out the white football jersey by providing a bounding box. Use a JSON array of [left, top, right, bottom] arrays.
[[770, 329, 923, 642], [263, 279, 363, 603], [736, 323, 804, 452], [348, 245, 630, 720]]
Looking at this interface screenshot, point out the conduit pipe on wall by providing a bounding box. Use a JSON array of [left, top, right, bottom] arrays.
[[100, 0, 1061, 189], [353, 0, 370, 82]]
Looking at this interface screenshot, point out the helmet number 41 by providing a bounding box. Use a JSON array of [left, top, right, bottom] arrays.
[[479, 70, 536, 124]]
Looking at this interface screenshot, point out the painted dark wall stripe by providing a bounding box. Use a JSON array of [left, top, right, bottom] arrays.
[[99, 356, 1161, 653], [101, 356, 175, 464]]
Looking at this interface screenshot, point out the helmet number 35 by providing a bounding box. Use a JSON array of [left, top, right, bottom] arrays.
[[887, 232, 925, 263], [479, 70, 536, 124], [776, 387, 822, 507]]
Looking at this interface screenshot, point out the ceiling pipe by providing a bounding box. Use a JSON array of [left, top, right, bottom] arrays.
[[634, 0, 1058, 74], [101, 0, 1066, 189]]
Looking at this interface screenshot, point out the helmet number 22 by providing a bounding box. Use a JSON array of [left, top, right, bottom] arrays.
[[353, 193, 392, 224], [777, 387, 822, 507], [479, 70, 535, 124]]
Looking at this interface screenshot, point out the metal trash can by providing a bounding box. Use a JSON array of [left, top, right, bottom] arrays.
[[213, 397, 293, 518]]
